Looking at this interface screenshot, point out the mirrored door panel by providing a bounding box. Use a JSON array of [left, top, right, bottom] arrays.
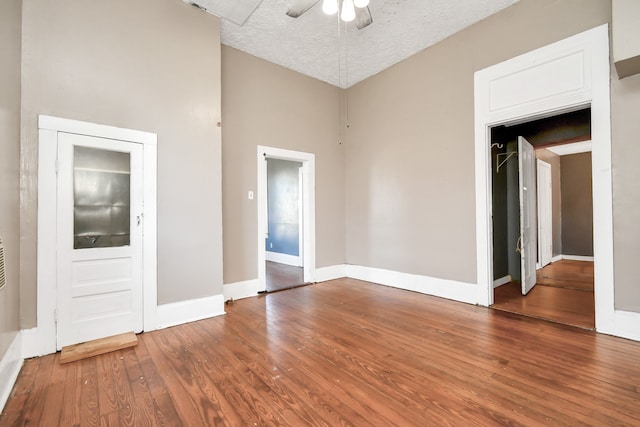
[[73, 146, 131, 249]]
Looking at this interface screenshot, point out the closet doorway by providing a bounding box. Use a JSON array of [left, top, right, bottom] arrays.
[[489, 109, 595, 329]]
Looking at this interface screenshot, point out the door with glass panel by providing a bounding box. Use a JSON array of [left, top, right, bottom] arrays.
[[56, 132, 144, 349]]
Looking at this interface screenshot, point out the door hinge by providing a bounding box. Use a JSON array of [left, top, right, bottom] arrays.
[[55, 159, 59, 174], [54, 308, 58, 323]]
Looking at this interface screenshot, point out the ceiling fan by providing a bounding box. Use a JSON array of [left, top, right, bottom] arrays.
[[286, 0, 373, 30]]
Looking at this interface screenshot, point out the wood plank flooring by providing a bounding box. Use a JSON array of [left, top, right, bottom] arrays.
[[265, 261, 304, 292], [3, 278, 640, 426], [493, 260, 595, 329], [536, 259, 594, 292]]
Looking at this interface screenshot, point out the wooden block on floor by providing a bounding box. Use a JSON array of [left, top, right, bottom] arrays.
[[60, 332, 138, 364]]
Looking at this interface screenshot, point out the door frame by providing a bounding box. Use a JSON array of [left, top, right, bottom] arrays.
[[536, 159, 552, 269], [31, 115, 157, 356], [257, 146, 315, 291], [474, 25, 617, 334]]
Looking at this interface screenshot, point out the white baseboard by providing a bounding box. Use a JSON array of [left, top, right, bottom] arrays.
[[314, 264, 347, 282], [493, 275, 511, 288], [607, 310, 640, 342], [346, 265, 478, 305], [0, 332, 23, 413], [561, 254, 594, 262], [157, 294, 225, 329], [223, 279, 261, 301], [21, 325, 57, 359], [266, 251, 301, 267], [551, 254, 563, 263]]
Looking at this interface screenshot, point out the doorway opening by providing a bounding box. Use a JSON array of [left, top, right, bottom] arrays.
[[257, 146, 316, 293], [265, 158, 305, 292], [489, 108, 595, 329]]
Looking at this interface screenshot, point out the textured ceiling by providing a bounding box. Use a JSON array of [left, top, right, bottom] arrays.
[[185, 0, 264, 25], [215, 0, 520, 88]]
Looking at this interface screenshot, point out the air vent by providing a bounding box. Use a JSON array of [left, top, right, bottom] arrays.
[[0, 237, 5, 290]]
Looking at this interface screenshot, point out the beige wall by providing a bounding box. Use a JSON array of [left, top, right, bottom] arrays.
[[221, 46, 345, 284], [20, 0, 223, 326], [345, 0, 610, 284], [0, 0, 22, 358], [611, 70, 640, 312]]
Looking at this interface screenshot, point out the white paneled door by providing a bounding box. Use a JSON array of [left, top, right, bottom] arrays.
[[56, 132, 144, 349], [518, 136, 538, 295]]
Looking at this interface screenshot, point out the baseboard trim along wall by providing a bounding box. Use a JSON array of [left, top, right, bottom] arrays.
[[493, 275, 512, 288], [562, 255, 595, 262], [609, 310, 640, 342], [223, 279, 260, 301], [21, 325, 56, 359], [346, 265, 478, 305], [314, 265, 347, 283], [551, 255, 595, 263], [0, 332, 23, 413], [156, 294, 225, 329], [265, 251, 301, 267]]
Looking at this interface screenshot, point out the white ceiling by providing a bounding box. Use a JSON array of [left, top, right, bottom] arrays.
[[191, 0, 520, 88]]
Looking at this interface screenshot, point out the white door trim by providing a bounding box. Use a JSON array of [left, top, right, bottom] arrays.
[[257, 146, 315, 291], [536, 159, 552, 269], [27, 115, 157, 357], [474, 25, 616, 335]]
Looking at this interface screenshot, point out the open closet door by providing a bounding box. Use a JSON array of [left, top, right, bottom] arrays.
[[518, 136, 537, 295]]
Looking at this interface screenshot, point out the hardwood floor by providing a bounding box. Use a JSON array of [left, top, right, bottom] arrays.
[[493, 260, 595, 329], [265, 261, 304, 292], [537, 259, 594, 292], [3, 278, 640, 426]]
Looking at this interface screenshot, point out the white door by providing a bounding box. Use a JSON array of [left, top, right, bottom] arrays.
[[56, 132, 144, 349], [537, 159, 553, 268], [518, 136, 537, 295]]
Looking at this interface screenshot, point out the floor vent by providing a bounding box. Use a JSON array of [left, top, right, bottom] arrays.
[[0, 236, 5, 290]]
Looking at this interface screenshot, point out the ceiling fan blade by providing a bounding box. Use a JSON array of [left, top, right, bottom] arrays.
[[286, 0, 320, 18], [355, 6, 372, 30]]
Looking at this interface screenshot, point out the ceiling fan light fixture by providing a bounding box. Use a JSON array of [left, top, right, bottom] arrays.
[[354, 0, 369, 8], [341, 0, 356, 22], [322, 0, 339, 15]]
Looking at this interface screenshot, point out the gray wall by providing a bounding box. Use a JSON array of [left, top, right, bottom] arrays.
[[561, 153, 594, 256], [536, 149, 562, 257], [346, 0, 611, 284], [0, 0, 22, 360], [20, 0, 223, 326], [266, 159, 302, 256], [221, 46, 345, 285]]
